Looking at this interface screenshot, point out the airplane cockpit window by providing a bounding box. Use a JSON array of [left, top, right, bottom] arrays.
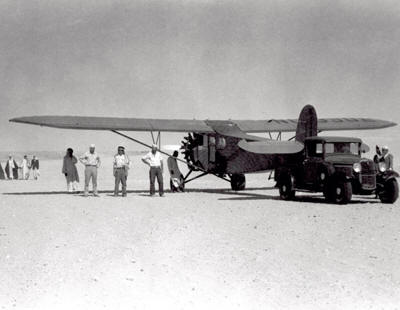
[[216, 137, 226, 150]]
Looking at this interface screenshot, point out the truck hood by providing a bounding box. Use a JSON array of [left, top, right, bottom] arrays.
[[324, 154, 361, 165]]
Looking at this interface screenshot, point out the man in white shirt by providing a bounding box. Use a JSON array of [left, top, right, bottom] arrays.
[[79, 144, 101, 197], [113, 146, 130, 197], [142, 144, 164, 196]]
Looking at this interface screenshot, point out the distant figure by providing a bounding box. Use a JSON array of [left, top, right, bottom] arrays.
[[21, 155, 30, 180], [62, 148, 80, 192], [113, 146, 130, 197], [167, 150, 184, 192], [0, 162, 5, 180], [5, 155, 18, 180], [31, 155, 40, 180], [142, 144, 164, 196], [381, 145, 394, 170], [79, 144, 101, 197]]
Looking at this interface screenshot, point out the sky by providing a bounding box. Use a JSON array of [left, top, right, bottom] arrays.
[[1, 0, 400, 153]]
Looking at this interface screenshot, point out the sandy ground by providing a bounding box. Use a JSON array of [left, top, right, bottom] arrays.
[[1, 155, 400, 310]]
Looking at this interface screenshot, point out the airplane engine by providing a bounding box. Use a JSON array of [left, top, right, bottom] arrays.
[[181, 133, 203, 171]]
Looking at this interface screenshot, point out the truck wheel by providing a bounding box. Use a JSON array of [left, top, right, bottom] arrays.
[[231, 174, 246, 191], [379, 178, 399, 203], [331, 181, 352, 204], [279, 177, 295, 200]]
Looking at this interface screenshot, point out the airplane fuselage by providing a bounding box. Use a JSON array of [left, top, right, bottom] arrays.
[[183, 133, 303, 175]]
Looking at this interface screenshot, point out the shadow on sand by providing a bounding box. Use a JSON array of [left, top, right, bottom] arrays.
[[2, 186, 274, 196], [2, 186, 381, 204]]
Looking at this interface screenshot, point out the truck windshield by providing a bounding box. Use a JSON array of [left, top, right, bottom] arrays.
[[325, 142, 359, 155]]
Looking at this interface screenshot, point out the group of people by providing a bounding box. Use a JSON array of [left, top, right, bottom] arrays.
[[62, 143, 184, 197], [0, 155, 39, 180]]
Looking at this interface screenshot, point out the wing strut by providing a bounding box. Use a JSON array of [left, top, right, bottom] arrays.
[[110, 130, 230, 183], [150, 131, 161, 149]]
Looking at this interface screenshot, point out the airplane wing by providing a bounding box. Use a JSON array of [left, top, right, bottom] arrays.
[[234, 118, 397, 132], [10, 115, 396, 133], [9, 116, 215, 133]]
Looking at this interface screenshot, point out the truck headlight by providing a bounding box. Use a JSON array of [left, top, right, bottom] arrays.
[[379, 162, 387, 172], [353, 162, 361, 173]]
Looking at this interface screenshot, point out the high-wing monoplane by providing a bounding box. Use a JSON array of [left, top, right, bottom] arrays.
[[10, 105, 396, 190]]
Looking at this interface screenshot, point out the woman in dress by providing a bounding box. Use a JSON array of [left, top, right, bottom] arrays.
[[62, 148, 80, 192]]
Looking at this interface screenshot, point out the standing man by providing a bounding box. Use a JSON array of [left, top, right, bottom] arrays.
[[142, 144, 164, 196], [31, 155, 40, 180], [381, 145, 394, 170], [79, 144, 101, 197], [113, 146, 130, 197]]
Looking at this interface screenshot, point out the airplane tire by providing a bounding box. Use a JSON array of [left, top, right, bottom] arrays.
[[330, 181, 352, 204], [279, 177, 295, 200], [231, 174, 246, 191], [379, 178, 399, 204]]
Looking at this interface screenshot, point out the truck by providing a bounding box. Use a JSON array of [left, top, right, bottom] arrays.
[[275, 136, 399, 204]]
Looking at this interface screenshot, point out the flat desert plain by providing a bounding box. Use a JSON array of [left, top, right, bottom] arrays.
[[1, 155, 400, 310]]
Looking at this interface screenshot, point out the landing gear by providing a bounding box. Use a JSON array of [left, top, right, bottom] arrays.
[[230, 174, 246, 191], [378, 178, 399, 203]]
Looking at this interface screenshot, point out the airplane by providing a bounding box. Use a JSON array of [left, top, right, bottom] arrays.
[[10, 105, 397, 190]]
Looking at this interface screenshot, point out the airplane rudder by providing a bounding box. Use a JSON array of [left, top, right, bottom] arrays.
[[295, 105, 318, 143]]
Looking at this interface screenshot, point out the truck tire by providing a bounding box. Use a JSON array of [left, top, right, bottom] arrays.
[[379, 178, 399, 203], [331, 181, 352, 204], [279, 177, 295, 200], [231, 174, 246, 191]]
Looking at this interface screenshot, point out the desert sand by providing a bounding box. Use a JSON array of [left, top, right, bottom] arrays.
[[1, 155, 400, 310]]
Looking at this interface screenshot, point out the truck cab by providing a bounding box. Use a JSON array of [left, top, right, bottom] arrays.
[[275, 136, 399, 204]]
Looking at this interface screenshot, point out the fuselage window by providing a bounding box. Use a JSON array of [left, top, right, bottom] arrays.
[[216, 137, 226, 150], [209, 136, 216, 146]]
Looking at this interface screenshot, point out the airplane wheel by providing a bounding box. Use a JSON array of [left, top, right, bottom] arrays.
[[279, 177, 295, 200], [330, 181, 352, 204], [379, 178, 399, 203], [231, 174, 246, 191]]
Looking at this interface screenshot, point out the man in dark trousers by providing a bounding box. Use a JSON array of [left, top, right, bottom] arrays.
[[31, 155, 40, 180], [113, 146, 130, 197], [142, 144, 164, 196]]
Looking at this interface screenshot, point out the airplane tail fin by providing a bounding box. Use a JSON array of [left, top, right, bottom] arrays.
[[295, 105, 318, 143]]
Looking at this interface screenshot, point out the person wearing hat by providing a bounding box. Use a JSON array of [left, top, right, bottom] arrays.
[[113, 146, 130, 196], [141, 144, 164, 196], [79, 144, 101, 197], [381, 145, 394, 170]]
